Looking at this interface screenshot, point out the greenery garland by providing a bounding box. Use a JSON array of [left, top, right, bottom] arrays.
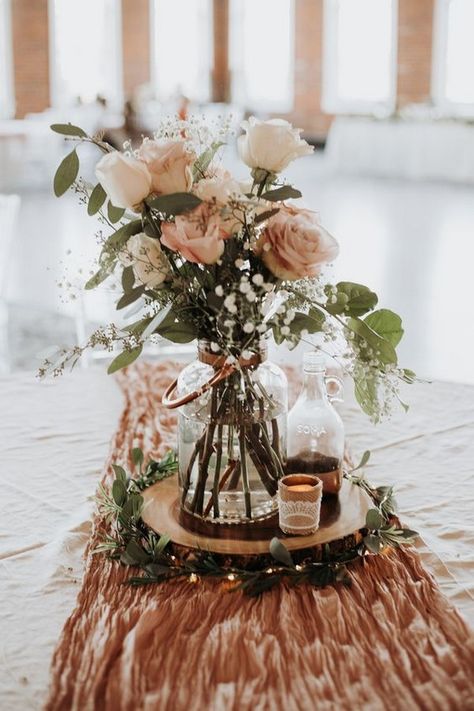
[[94, 449, 418, 596]]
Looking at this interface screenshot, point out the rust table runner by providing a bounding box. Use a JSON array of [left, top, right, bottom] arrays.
[[45, 362, 474, 711]]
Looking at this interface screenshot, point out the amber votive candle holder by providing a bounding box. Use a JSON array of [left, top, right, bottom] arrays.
[[278, 474, 323, 536]]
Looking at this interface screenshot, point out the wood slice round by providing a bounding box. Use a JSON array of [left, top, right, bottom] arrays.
[[141, 475, 372, 558]]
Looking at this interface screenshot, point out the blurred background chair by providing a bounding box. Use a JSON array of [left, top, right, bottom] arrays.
[[0, 193, 20, 373]]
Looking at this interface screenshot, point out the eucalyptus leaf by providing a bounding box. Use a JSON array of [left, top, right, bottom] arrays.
[[351, 450, 371, 472], [132, 447, 144, 468], [156, 318, 197, 344], [366, 508, 384, 530], [85, 265, 113, 290], [112, 464, 127, 483], [141, 304, 173, 340], [364, 533, 383, 554], [53, 149, 79, 197], [107, 201, 125, 224], [122, 316, 153, 336], [192, 141, 225, 179], [147, 192, 202, 215], [125, 540, 151, 565], [364, 309, 404, 347], [87, 183, 107, 216], [107, 345, 143, 374], [112, 479, 127, 506], [121, 265, 135, 292], [105, 219, 143, 249], [50, 123, 87, 138], [261, 185, 302, 202], [269, 537, 294, 567], [253, 208, 280, 224], [116, 285, 146, 310]]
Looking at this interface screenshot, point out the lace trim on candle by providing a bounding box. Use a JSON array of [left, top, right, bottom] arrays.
[[279, 500, 321, 523]]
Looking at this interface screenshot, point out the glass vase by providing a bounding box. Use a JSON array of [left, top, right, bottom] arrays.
[[175, 340, 287, 525]]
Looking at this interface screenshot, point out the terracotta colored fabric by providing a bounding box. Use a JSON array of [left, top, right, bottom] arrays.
[[44, 362, 474, 711]]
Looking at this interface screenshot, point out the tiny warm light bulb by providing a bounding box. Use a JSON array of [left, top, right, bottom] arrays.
[[227, 573, 236, 581], [189, 573, 198, 583]]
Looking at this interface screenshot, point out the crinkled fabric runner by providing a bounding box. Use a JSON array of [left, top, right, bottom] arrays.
[[45, 362, 474, 711]]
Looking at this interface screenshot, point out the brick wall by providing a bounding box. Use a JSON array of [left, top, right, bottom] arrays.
[[397, 0, 435, 107], [8, 0, 438, 135], [122, 0, 150, 99], [285, 0, 333, 139], [11, 0, 50, 118]]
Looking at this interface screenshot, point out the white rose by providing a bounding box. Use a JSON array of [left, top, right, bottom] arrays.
[[120, 232, 169, 288], [237, 117, 314, 173], [95, 152, 152, 210]]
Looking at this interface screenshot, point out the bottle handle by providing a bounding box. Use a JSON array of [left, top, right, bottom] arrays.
[[325, 375, 344, 403]]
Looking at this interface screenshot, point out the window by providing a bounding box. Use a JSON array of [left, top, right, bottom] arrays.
[[322, 0, 397, 115], [150, 0, 213, 103], [432, 0, 474, 114], [230, 0, 294, 113], [49, 0, 122, 108], [0, 0, 14, 119]]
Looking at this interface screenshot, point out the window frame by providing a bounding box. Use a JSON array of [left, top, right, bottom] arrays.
[[48, 0, 123, 110], [149, 0, 213, 103], [431, 0, 474, 117], [0, 0, 15, 119], [322, 0, 398, 116], [229, 0, 295, 114]]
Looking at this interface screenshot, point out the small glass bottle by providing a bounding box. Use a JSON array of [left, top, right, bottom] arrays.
[[286, 352, 344, 494]]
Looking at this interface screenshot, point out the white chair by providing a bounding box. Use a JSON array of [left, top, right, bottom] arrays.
[[0, 194, 20, 372]]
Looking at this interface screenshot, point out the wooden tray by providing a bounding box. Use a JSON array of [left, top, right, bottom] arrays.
[[141, 475, 372, 557]]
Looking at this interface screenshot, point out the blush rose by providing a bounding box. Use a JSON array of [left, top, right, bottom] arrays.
[[137, 138, 196, 195], [255, 207, 339, 280]]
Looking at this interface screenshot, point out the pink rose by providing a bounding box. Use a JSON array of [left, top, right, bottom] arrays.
[[160, 205, 227, 264], [137, 138, 196, 195], [255, 207, 339, 280]]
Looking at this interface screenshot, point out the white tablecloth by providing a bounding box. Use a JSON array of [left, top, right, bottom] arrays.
[[325, 116, 474, 183], [1, 368, 473, 710]]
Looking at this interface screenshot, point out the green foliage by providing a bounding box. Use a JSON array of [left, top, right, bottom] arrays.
[[116, 285, 146, 310], [147, 192, 202, 215], [350, 450, 371, 472], [94, 449, 418, 596], [107, 345, 143, 374], [364, 309, 404, 347], [353, 371, 379, 420], [261, 185, 302, 202], [121, 266, 135, 293], [50, 123, 87, 138], [253, 208, 280, 224], [269, 538, 294, 567], [107, 201, 125, 224], [87, 183, 107, 216], [325, 282, 378, 317], [348, 317, 397, 365], [84, 221, 143, 291], [53, 149, 79, 197], [192, 141, 225, 179]]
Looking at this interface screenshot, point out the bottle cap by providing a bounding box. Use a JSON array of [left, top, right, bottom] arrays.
[[303, 351, 325, 373]]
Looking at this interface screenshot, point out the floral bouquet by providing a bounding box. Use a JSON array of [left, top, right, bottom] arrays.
[[45, 116, 414, 524]]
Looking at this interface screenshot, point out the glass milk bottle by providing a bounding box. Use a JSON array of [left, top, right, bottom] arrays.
[[286, 352, 344, 494]]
